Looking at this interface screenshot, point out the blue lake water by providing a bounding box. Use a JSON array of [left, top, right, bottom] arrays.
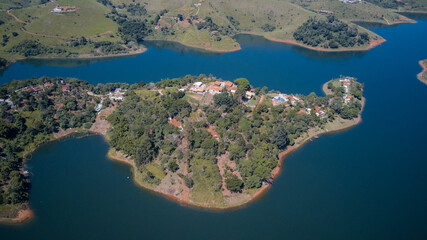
[[0, 19, 426, 240]]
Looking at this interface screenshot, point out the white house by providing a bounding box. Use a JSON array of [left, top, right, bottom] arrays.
[[193, 82, 203, 87]]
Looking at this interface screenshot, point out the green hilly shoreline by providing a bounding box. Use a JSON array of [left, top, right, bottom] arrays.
[[0, 0, 424, 64]]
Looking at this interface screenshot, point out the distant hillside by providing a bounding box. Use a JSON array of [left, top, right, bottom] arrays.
[[0, 0, 423, 62], [290, 0, 416, 25]]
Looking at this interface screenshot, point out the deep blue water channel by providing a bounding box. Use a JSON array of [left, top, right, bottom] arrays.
[[0, 19, 426, 240]]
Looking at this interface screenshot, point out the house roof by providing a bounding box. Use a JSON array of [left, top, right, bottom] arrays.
[[210, 86, 223, 91], [44, 82, 52, 87], [214, 81, 221, 86], [228, 87, 237, 92], [33, 86, 42, 92], [190, 86, 204, 92], [207, 128, 220, 139], [62, 85, 70, 91], [169, 118, 182, 128], [224, 81, 233, 87]]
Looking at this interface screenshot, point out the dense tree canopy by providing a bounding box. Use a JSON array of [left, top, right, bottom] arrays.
[[294, 16, 370, 49]]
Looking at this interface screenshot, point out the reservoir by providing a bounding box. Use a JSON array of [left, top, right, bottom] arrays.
[[0, 19, 426, 240]]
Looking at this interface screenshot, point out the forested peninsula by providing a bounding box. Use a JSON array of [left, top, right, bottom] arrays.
[[1, 74, 364, 223]]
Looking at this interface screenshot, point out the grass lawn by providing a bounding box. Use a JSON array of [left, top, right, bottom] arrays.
[[183, 93, 200, 104], [0, 0, 122, 61], [190, 156, 225, 206], [145, 162, 166, 180], [134, 89, 160, 99], [17, 0, 118, 38]]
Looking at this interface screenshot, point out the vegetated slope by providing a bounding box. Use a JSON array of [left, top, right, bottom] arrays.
[[2, 0, 420, 61], [398, 0, 427, 12], [198, 0, 316, 41], [22, 0, 117, 38], [293, 15, 372, 49], [290, 0, 415, 25], [0, 0, 48, 11], [132, 0, 382, 51], [0, 0, 137, 62]]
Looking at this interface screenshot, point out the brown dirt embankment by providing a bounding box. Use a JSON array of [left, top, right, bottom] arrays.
[[417, 60, 427, 85], [0, 205, 33, 225], [265, 37, 386, 52]]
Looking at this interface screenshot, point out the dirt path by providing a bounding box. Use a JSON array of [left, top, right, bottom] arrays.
[[256, 95, 265, 109], [87, 30, 113, 40], [20, 27, 70, 40], [383, 17, 391, 25], [7, 10, 26, 24]]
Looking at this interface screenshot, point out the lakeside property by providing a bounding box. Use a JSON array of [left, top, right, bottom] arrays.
[[104, 76, 365, 209], [0, 74, 364, 222]]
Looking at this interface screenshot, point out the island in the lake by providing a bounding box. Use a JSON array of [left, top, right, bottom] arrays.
[[1, 0, 425, 66], [418, 59, 427, 85], [0, 74, 364, 223]]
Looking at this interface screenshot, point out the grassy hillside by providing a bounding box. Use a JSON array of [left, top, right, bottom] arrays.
[[199, 0, 316, 40], [290, 0, 415, 25], [0, 0, 134, 62], [0, 0, 422, 62], [0, 0, 46, 11], [18, 0, 118, 38]]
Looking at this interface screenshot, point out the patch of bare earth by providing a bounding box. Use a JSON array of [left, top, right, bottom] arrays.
[[199, 93, 213, 105], [90, 104, 117, 135], [53, 128, 77, 139]]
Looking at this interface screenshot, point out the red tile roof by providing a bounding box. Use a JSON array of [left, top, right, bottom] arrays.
[[62, 85, 70, 92], [207, 128, 220, 139], [224, 81, 233, 87], [190, 86, 204, 93], [228, 87, 237, 92], [32, 86, 42, 92], [169, 119, 182, 128], [210, 86, 223, 91]]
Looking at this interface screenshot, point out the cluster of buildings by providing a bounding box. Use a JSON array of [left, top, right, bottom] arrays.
[[339, 0, 361, 4], [340, 77, 353, 104], [0, 97, 13, 107], [272, 93, 301, 106], [189, 80, 236, 95], [1, 81, 74, 108], [16, 82, 56, 95], [108, 88, 126, 102], [51, 6, 78, 14], [188, 80, 256, 99], [299, 106, 326, 118]]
